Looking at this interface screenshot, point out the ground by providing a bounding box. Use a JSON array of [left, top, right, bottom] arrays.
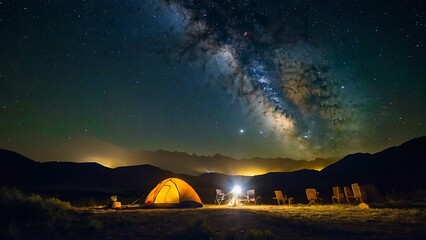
[[6, 204, 425, 239]]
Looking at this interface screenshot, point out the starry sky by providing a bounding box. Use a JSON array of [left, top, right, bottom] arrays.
[[1, 0, 425, 169]]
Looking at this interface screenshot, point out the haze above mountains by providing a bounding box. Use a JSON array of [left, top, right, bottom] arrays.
[[100, 150, 339, 176], [9, 135, 338, 176]]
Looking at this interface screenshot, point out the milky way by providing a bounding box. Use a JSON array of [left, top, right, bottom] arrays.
[[151, 0, 364, 156], [2, 0, 424, 165]]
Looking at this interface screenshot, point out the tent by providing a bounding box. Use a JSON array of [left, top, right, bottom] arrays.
[[144, 178, 203, 208]]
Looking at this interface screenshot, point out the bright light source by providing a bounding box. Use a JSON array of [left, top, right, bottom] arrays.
[[231, 185, 241, 195]]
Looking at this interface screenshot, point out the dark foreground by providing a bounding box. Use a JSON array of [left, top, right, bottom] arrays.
[[4, 205, 426, 239]]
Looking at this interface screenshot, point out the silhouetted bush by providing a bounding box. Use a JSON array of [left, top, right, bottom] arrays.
[[0, 186, 73, 224]]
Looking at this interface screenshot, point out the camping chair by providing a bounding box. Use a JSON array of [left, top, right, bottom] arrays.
[[306, 188, 319, 205], [273, 190, 293, 205], [351, 183, 364, 203], [344, 186, 357, 204], [245, 189, 256, 204], [214, 189, 225, 205], [331, 186, 345, 204]]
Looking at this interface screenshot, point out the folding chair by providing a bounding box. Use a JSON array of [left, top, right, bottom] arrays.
[[351, 183, 364, 203], [344, 186, 357, 204], [214, 189, 225, 205], [306, 188, 319, 205], [273, 190, 293, 205], [245, 189, 256, 204], [331, 186, 345, 204]]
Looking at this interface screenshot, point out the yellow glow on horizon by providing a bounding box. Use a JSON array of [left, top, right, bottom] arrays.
[[198, 167, 267, 176], [311, 166, 326, 171], [79, 156, 123, 168], [233, 167, 273, 176], [80, 156, 329, 175], [200, 164, 329, 176]]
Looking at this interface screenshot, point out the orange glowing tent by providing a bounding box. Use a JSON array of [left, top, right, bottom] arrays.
[[144, 178, 203, 208]]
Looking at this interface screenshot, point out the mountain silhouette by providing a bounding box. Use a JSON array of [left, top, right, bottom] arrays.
[[0, 136, 425, 204], [123, 149, 338, 175], [319, 136, 426, 193]]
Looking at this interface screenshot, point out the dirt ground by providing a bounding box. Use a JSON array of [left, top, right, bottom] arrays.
[[10, 205, 426, 239]]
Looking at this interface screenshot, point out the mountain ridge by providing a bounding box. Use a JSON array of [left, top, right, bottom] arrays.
[[1, 136, 425, 204], [104, 149, 340, 175]]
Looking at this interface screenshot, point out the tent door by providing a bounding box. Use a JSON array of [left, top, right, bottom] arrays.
[[155, 182, 179, 203]]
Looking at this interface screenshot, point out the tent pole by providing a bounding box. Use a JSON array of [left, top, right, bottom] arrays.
[[130, 193, 146, 206]]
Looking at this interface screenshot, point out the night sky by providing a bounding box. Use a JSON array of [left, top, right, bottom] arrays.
[[1, 0, 425, 170]]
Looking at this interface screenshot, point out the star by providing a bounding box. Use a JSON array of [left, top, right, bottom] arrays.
[[1, 0, 424, 166]]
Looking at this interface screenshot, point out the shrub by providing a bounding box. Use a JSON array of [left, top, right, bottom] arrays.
[[0, 186, 73, 223]]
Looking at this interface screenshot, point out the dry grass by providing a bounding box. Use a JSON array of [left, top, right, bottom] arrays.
[[3, 204, 426, 239], [78, 205, 425, 239]]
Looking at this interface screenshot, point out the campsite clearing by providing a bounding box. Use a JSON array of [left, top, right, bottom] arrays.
[[10, 205, 426, 239]]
